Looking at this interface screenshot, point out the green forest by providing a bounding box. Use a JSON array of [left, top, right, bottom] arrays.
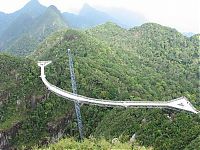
[[0, 22, 199, 150]]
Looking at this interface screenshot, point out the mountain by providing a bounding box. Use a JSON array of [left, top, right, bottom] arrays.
[[63, 4, 118, 28], [0, 13, 34, 50], [0, 0, 46, 36], [13, 0, 46, 18], [0, 20, 199, 150], [62, 4, 147, 29], [0, 12, 15, 36], [0, 5, 67, 56], [0, 1, 197, 57], [0, 2, 156, 56], [30, 5, 67, 40], [28, 23, 200, 149], [79, 3, 116, 24], [98, 7, 147, 28]]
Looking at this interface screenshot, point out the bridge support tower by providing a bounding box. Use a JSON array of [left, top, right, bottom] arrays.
[[67, 49, 84, 140]]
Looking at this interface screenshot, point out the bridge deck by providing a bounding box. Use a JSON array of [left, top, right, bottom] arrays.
[[38, 61, 199, 114]]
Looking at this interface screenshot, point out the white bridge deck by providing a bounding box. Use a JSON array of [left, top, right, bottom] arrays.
[[38, 61, 199, 114]]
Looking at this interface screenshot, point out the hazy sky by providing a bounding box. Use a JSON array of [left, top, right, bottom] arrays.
[[0, 0, 199, 33]]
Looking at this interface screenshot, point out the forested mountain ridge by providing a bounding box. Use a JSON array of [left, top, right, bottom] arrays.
[[0, 23, 199, 150], [0, 5, 67, 56], [0, 53, 73, 148], [0, 0, 46, 36], [32, 23, 199, 149], [0, 0, 146, 56], [87, 22, 199, 100]]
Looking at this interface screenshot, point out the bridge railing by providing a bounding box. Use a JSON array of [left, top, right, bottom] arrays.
[[43, 76, 169, 105]]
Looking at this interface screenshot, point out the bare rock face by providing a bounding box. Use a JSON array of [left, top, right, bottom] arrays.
[[130, 133, 136, 143], [112, 138, 120, 144], [0, 91, 10, 105], [47, 110, 74, 143], [0, 122, 22, 150]]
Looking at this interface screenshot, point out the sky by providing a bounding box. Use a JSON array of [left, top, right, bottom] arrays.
[[0, 0, 199, 33]]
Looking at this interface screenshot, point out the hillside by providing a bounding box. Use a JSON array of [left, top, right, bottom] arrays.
[[0, 1, 148, 57], [32, 23, 199, 149], [0, 53, 74, 149], [0, 1, 67, 56], [0, 0, 46, 36], [0, 0, 46, 49], [0, 23, 199, 149], [62, 4, 117, 28], [33, 137, 152, 150], [3, 6, 67, 56], [0, 1, 147, 57]]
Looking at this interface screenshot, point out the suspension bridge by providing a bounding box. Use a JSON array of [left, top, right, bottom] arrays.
[[37, 61, 199, 114]]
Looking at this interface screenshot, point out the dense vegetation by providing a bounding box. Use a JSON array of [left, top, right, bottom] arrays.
[[32, 23, 200, 149], [0, 53, 74, 148], [33, 137, 151, 150], [0, 22, 199, 150]]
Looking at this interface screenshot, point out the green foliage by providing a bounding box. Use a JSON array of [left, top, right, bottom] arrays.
[[184, 135, 200, 150], [13, 95, 73, 148], [6, 34, 38, 57], [31, 24, 199, 149], [0, 53, 73, 148], [33, 137, 151, 150], [1, 23, 199, 149], [0, 53, 43, 128]]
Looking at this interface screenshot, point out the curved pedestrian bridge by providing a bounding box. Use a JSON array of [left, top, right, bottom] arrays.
[[38, 61, 199, 114]]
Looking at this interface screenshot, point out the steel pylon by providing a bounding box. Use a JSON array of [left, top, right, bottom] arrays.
[[67, 49, 84, 140]]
